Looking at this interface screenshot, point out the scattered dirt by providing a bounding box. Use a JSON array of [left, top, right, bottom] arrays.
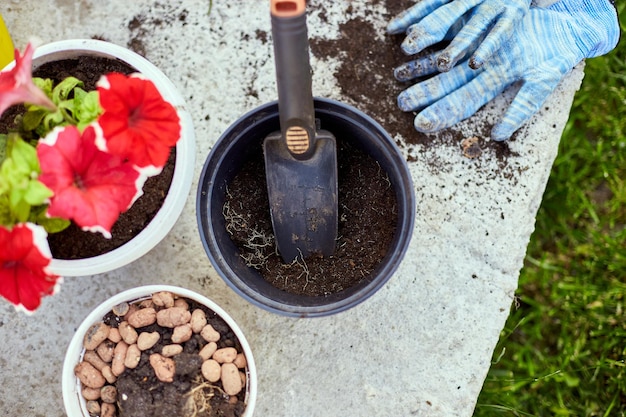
[[0, 55, 175, 259], [225, 139, 398, 296]]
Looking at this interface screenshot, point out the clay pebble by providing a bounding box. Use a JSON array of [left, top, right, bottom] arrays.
[[156, 306, 191, 328], [75, 361, 105, 389], [137, 331, 160, 351], [83, 322, 110, 351], [150, 353, 175, 383]]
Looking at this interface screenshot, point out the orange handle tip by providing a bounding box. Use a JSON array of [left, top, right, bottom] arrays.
[[271, 0, 306, 18]]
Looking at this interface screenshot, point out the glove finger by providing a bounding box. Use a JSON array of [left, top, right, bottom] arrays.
[[400, 0, 482, 55], [491, 72, 563, 141], [394, 53, 442, 82], [469, 7, 526, 69], [386, 0, 451, 35], [413, 70, 508, 132], [437, 7, 499, 71], [397, 63, 480, 112]]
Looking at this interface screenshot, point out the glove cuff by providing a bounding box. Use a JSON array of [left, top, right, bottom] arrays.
[[550, 0, 620, 58]]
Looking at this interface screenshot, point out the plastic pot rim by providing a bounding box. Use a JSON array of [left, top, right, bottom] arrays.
[[62, 284, 257, 417], [197, 98, 415, 318]]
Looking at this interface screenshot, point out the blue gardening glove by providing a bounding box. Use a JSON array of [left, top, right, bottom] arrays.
[[387, 0, 533, 71], [394, 0, 620, 141]]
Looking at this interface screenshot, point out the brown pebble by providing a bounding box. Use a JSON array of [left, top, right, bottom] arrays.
[[83, 350, 108, 371], [100, 385, 117, 403], [81, 386, 101, 401], [190, 309, 207, 333], [124, 304, 138, 320], [83, 322, 110, 351], [171, 324, 193, 344], [96, 340, 115, 363], [118, 321, 139, 345], [127, 307, 157, 328], [75, 361, 106, 389], [221, 362, 243, 396], [108, 327, 122, 343], [101, 365, 117, 384], [201, 359, 221, 382], [199, 342, 218, 361], [152, 291, 175, 308], [101, 402, 116, 417], [86, 400, 101, 415], [150, 353, 175, 382], [212, 347, 237, 364], [137, 331, 160, 351], [156, 307, 191, 328], [233, 353, 247, 369], [173, 298, 189, 309], [161, 344, 183, 357], [112, 301, 129, 316], [124, 344, 141, 369], [200, 324, 220, 343], [112, 341, 128, 376]]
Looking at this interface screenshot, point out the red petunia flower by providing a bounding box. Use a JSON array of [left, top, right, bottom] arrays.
[[96, 72, 181, 169], [0, 223, 61, 313], [0, 43, 56, 115], [37, 124, 147, 238]]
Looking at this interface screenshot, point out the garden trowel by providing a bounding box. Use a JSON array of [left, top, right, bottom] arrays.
[[264, 0, 338, 263]]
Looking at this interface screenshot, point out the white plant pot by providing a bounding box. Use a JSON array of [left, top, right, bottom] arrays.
[[13, 39, 195, 276], [62, 285, 257, 417]]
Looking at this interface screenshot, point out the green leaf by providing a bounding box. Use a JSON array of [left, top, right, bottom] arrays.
[[75, 90, 102, 130], [10, 135, 40, 174], [33, 77, 54, 98], [29, 205, 70, 234], [24, 180, 53, 205], [0, 133, 7, 164], [0, 137, 51, 227], [0, 202, 13, 228], [52, 76, 84, 103], [22, 108, 48, 132]]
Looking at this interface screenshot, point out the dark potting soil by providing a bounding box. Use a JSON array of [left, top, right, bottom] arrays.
[[100, 297, 247, 417], [225, 139, 398, 296], [0, 56, 175, 259]]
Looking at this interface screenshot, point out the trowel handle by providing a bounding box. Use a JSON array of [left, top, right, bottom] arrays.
[[271, 0, 316, 159]]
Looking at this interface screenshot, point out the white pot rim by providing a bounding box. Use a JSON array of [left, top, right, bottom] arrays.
[[18, 39, 195, 276], [62, 285, 257, 417]]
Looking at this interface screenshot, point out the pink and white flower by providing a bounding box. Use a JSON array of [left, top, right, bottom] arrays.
[[0, 43, 56, 115]]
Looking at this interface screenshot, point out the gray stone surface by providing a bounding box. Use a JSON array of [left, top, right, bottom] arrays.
[[0, 1, 584, 416]]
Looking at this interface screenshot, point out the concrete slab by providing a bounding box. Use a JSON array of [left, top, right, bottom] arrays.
[[0, 1, 583, 416]]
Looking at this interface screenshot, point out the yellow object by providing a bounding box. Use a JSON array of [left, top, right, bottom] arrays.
[[0, 14, 14, 69]]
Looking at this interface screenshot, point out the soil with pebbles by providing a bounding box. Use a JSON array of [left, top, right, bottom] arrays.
[[82, 294, 248, 417]]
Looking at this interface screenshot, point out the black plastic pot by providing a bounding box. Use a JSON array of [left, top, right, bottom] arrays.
[[197, 98, 415, 317]]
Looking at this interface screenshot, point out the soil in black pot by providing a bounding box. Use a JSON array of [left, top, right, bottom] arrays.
[[224, 139, 398, 296], [0, 55, 175, 260]]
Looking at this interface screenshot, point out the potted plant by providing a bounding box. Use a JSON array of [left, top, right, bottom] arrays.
[[0, 40, 195, 312], [62, 285, 257, 417], [196, 98, 415, 317]]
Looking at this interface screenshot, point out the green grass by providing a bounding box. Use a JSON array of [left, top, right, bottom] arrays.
[[475, 5, 626, 417]]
